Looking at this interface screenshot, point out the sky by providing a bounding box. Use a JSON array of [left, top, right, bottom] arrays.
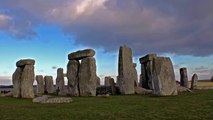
[[0, 0, 213, 85]]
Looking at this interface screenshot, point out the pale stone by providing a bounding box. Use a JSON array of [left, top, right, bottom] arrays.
[[56, 68, 65, 95], [36, 75, 44, 96], [21, 65, 35, 98], [78, 57, 97, 96], [33, 95, 72, 104], [12, 67, 23, 98], [44, 76, 55, 94], [135, 87, 153, 94], [152, 57, 177, 96], [67, 60, 80, 96], [133, 63, 138, 87], [180, 67, 188, 88], [16, 59, 35, 67], [191, 73, 198, 89], [68, 49, 95, 60], [117, 45, 135, 94]]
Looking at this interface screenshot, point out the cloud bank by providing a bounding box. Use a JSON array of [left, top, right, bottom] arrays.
[[0, 0, 213, 56]]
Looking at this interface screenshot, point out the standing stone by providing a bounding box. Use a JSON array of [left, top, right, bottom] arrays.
[[180, 67, 188, 88], [152, 57, 177, 96], [36, 75, 44, 96], [16, 59, 35, 67], [133, 63, 138, 87], [104, 76, 111, 86], [56, 68, 65, 95], [44, 76, 54, 94], [21, 65, 35, 98], [109, 78, 116, 95], [96, 76, 101, 87], [12, 67, 23, 98], [139, 54, 157, 89], [211, 76, 213, 82], [191, 74, 198, 89], [68, 49, 95, 60], [67, 60, 80, 96], [117, 45, 135, 94], [79, 57, 97, 96]]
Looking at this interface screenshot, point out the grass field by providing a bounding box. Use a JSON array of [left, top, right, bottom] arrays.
[[0, 90, 213, 120]]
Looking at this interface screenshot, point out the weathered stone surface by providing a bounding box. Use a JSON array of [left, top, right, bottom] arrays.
[[56, 68, 65, 95], [109, 78, 116, 95], [36, 75, 44, 96], [139, 54, 157, 89], [16, 59, 35, 67], [21, 65, 35, 98], [96, 76, 101, 87], [68, 49, 95, 60], [12, 67, 23, 98], [67, 60, 80, 96], [79, 57, 97, 96], [139, 54, 157, 64], [44, 76, 55, 94], [177, 86, 192, 93], [133, 63, 138, 87], [191, 73, 198, 89], [117, 45, 135, 94], [104, 76, 111, 86], [135, 87, 153, 94], [33, 95, 72, 104], [152, 57, 177, 96], [180, 67, 188, 88]]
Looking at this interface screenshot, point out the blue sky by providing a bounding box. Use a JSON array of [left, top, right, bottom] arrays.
[[0, 0, 213, 85]]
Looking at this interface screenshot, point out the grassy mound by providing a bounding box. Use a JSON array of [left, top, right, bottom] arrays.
[[0, 90, 213, 120]]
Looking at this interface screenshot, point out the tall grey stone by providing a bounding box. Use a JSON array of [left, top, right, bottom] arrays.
[[67, 60, 80, 96], [180, 67, 188, 88], [12, 67, 23, 98], [191, 73, 198, 89], [79, 57, 97, 96], [139, 54, 157, 89], [152, 57, 177, 96], [96, 76, 101, 87], [36, 75, 44, 96], [68, 49, 95, 60], [56, 68, 65, 95], [44, 76, 54, 94], [109, 78, 116, 95], [117, 45, 135, 94], [133, 63, 138, 87], [21, 65, 35, 98], [104, 76, 111, 86]]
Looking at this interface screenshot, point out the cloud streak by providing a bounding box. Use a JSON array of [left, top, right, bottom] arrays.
[[0, 0, 213, 56]]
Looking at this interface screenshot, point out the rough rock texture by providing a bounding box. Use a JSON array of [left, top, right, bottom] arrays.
[[96, 76, 101, 87], [67, 60, 80, 96], [109, 78, 116, 95], [56, 68, 65, 95], [177, 86, 192, 93], [117, 45, 135, 94], [44, 76, 55, 94], [191, 73, 198, 89], [139, 54, 157, 89], [133, 63, 138, 87], [33, 95, 72, 104], [68, 49, 95, 60], [36, 75, 44, 96], [104, 76, 111, 86], [21, 65, 35, 98], [152, 57, 177, 96], [135, 87, 153, 95], [12, 67, 23, 98], [78, 57, 97, 96], [180, 67, 188, 88], [16, 59, 35, 67]]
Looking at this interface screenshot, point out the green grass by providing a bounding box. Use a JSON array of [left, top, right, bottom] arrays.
[[0, 90, 213, 120]]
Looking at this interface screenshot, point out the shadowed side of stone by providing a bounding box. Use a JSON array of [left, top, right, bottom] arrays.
[[68, 49, 95, 60], [16, 59, 35, 67]]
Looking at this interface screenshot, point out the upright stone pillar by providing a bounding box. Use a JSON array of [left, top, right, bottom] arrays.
[[117, 45, 135, 94], [96, 76, 101, 87], [104, 76, 111, 86], [67, 60, 80, 96], [180, 67, 188, 88], [79, 57, 97, 96], [133, 63, 138, 87], [36, 75, 44, 96], [191, 73, 198, 89], [12, 59, 35, 98], [56, 68, 65, 95], [44, 76, 54, 94], [139, 54, 157, 89]]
